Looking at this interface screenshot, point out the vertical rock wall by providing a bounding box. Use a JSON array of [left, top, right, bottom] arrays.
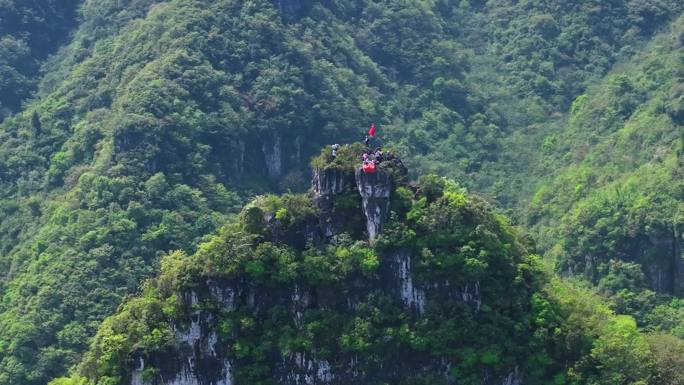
[[312, 166, 355, 238], [354, 167, 391, 242], [384, 251, 426, 314], [130, 290, 234, 385], [263, 134, 283, 179], [638, 224, 684, 294], [673, 223, 684, 293]]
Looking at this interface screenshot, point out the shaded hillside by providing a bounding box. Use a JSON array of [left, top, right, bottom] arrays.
[[0, 0, 80, 120], [387, 0, 683, 206]]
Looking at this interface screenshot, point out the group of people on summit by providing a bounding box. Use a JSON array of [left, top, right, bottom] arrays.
[[331, 122, 389, 174]]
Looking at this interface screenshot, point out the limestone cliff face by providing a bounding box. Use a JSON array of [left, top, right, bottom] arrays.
[[312, 167, 349, 197], [312, 157, 405, 243], [263, 134, 283, 179], [125, 251, 508, 385], [354, 167, 392, 243], [598, 223, 684, 294], [311, 166, 359, 238], [259, 132, 306, 181], [643, 224, 684, 294], [385, 251, 426, 314], [130, 290, 234, 385]]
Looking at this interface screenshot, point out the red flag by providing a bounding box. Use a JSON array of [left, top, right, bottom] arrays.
[[368, 123, 376, 137]]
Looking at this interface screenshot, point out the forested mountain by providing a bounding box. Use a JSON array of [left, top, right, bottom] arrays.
[[0, 0, 681, 384], [50, 152, 664, 385]]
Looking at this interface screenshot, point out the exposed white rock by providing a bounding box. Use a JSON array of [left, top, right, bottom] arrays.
[[441, 358, 456, 385], [347, 355, 364, 379], [355, 168, 391, 242], [394, 252, 426, 314], [292, 285, 310, 329], [203, 331, 218, 356], [217, 360, 234, 385], [285, 352, 334, 385], [164, 359, 200, 385], [175, 315, 201, 346], [187, 291, 199, 306], [131, 356, 145, 385], [161, 290, 231, 385], [263, 134, 282, 179], [175, 292, 202, 346], [209, 285, 235, 310], [316, 360, 333, 383], [501, 366, 522, 385], [313, 167, 347, 197], [460, 281, 481, 313]]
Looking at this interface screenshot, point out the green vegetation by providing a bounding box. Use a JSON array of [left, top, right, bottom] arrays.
[[0, 1, 80, 120], [310, 143, 367, 171], [527, 14, 684, 336], [48, 174, 666, 385], [0, 0, 681, 383]]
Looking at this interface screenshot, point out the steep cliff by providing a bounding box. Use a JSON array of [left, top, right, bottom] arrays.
[[354, 167, 392, 243]]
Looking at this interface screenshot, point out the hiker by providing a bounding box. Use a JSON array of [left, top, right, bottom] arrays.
[[362, 159, 376, 173], [331, 144, 340, 158], [368, 122, 376, 137], [374, 147, 383, 162]]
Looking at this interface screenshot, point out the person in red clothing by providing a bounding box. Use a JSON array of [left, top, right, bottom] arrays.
[[364, 123, 376, 146], [368, 122, 376, 137], [361, 151, 376, 173]]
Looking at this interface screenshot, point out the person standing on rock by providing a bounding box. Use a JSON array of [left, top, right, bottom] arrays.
[[364, 122, 377, 147], [366, 122, 377, 146], [331, 144, 340, 158]]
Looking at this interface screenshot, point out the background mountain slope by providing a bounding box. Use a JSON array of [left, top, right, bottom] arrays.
[[0, 0, 681, 384], [0, 0, 80, 120]]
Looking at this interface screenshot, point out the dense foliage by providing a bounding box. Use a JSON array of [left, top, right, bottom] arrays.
[[48, 172, 662, 385], [527, 14, 684, 334], [0, 0, 80, 120], [0, 0, 682, 384]]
